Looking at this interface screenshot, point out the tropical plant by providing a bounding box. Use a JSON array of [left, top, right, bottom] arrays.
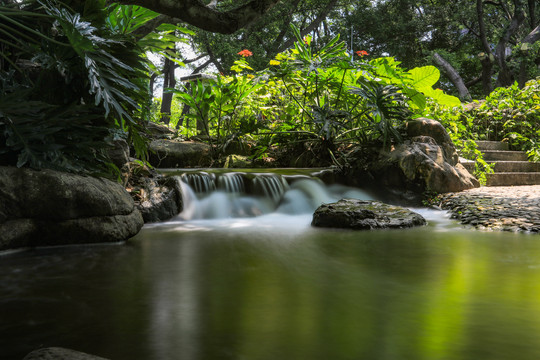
[[0, 0, 153, 176], [171, 23, 461, 166]]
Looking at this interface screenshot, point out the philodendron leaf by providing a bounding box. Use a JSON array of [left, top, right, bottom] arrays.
[[408, 66, 440, 89], [422, 87, 461, 107], [402, 88, 426, 110]]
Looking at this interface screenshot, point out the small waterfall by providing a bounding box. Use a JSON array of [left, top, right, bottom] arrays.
[[172, 169, 373, 220], [252, 174, 289, 204], [217, 173, 245, 193], [180, 172, 216, 194]]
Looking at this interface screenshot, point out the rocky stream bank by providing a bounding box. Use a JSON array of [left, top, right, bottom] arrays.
[[436, 185, 540, 233]]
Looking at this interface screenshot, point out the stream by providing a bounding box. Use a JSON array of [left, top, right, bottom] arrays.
[[2, 169, 540, 360]]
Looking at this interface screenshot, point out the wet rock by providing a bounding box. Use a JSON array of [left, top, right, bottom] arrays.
[[23, 347, 109, 360], [0, 166, 143, 250], [148, 140, 212, 168], [312, 199, 426, 230], [136, 176, 183, 223]]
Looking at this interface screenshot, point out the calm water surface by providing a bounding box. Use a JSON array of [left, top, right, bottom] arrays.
[[2, 210, 540, 360]]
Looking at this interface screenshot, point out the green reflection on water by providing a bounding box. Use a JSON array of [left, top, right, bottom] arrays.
[[131, 218, 540, 360]]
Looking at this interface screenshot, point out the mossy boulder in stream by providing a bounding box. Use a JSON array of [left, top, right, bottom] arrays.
[[0, 166, 143, 250], [312, 199, 426, 230]]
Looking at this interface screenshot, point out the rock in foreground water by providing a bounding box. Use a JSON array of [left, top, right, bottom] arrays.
[[23, 347, 109, 360], [0, 166, 143, 250], [312, 199, 426, 230]]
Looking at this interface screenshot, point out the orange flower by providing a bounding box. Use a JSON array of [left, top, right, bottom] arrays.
[[237, 49, 253, 57], [356, 50, 369, 57]]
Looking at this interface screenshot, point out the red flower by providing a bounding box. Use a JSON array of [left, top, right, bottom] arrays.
[[356, 50, 369, 57], [237, 49, 253, 57]]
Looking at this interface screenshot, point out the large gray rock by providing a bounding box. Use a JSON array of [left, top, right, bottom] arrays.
[[343, 118, 479, 204], [406, 117, 459, 165], [312, 199, 426, 230], [137, 176, 183, 223], [0, 167, 143, 250], [23, 347, 109, 360], [148, 140, 212, 168]]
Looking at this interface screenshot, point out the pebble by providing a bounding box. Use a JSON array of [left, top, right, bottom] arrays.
[[435, 185, 540, 233]]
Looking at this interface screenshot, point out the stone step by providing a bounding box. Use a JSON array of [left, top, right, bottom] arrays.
[[475, 140, 509, 151], [488, 161, 540, 172], [482, 150, 529, 161], [486, 172, 540, 186]]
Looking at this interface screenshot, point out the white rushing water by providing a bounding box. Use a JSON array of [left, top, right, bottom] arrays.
[[167, 170, 457, 232], [175, 172, 373, 221]]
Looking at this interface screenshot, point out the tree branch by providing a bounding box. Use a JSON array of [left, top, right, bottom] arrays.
[[115, 0, 281, 34], [433, 52, 472, 101], [277, 0, 338, 52], [522, 24, 540, 44], [185, 53, 208, 64], [191, 59, 212, 74], [132, 14, 178, 38]]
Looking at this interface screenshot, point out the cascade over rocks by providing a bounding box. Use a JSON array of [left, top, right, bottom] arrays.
[[343, 118, 479, 204], [0, 166, 143, 251], [312, 199, 426, 230]]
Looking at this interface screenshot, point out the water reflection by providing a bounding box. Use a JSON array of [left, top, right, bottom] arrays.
[[2, 213, 540, 359]]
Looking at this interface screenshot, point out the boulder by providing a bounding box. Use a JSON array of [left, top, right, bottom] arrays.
[[0, 167, 143, 251], [406, 117, 459, 165], [23, 347, 109, 360], [136, 176, 183, 223], [312, 199, 426, 230], [148, 140, 212, 168], [343, 118, 479, 204], [107, 138, 130, 169], [146, 121, 177, 139]]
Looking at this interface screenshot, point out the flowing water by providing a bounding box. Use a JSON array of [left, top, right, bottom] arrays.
[[2, 169, 540, 360]]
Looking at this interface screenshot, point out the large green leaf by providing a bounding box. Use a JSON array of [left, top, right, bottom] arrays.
[[422, 87, 461, 107], [408, 66, 440, 89]]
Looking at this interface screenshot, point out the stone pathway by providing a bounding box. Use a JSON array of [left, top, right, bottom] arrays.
[[435, 185, 540, 233]]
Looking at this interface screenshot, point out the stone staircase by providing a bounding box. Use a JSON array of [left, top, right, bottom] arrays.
[[461, 140, 540, 186]]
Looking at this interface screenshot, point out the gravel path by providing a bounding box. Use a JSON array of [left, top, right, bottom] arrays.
[[435, 186, 540, 233]]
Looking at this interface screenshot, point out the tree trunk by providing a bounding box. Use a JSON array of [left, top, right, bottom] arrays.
[[477, 0, 494, 94], [432, 52, 472, 101], [480, 53, 494, 95], [494, 1, 526, 87], [518, 24, 540, 87], [160, 57, 177, 125]]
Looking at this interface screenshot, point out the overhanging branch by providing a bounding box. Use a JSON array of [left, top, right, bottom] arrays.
[[115, 0, 281, 34]]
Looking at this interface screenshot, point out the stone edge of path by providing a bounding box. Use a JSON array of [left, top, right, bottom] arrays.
[[435, 185, 540, 233]]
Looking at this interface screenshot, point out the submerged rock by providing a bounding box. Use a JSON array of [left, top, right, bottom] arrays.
[[312, 199, 426, 230], [23, 347, 109, 360], [0, 166, 143, 250]]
